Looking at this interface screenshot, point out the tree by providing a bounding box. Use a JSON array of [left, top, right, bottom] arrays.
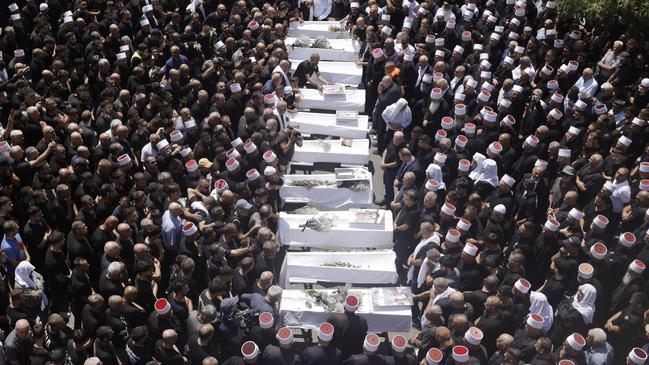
[[555, 0, 649, 36]]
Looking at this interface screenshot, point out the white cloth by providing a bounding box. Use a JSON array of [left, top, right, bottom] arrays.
[[280, 251, 398, 287], [288, 21, 351, 39], [426, 164, 447, 190], [280, 171, 373, 207], [273, 65, 291, 86], [474, 158, 499, 187], [574, 77, 599, 97], [287, 38, 359, 62], [292, 139, 369, 165], [15, 261, 37, 288], [298, 88, 365, 111], [311, 0, 332, 20], [528, 291, 554, 333], [416, 258, 440, 287], [140, 142, 158, 162], [572, 283, 597, 325], [280, 288, 411, 332], [288, 111, 368, 138], [382, 99, 412, 131], [274, 109, 289, 131], [278, 210, 394, 248], [431, 286, 457, 306], [290, 59, 362, 85], [611, 180, 631, 213], [469, 153, 486, 180], [407, 234, 440, 283]]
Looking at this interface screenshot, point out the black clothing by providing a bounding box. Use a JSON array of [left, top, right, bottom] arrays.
[[326, 311, 369, 359]]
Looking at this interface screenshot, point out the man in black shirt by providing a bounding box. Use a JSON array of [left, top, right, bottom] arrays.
[[262, 327, 300, 365], [44, 230, 70, 314], [125, 326, 152, 365], [326, 295, 368, 359], [233, 257, 255, 297], [4, 319, 34, 365], [154, 329, 185, 365], [99, 261, 125, 298], [293, 54, 331, 89], [22, 205, 49, 272], [44, 313, 73, 352], [70, 257, 93, 329], [605, 291, 647, 363], [185, 324, 219, 365], [379, 131, 405, 206]]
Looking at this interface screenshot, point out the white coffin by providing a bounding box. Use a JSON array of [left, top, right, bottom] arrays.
[[292, 139, 369, 165], [287, 37, 360, 62], [279, 288, 412, 332], [288, 21, 351, 39], [279, 251, 398, 287], [288, 111, 368, 139], [280, 170, 372, 208], [290, 60, 362, 85], [278, 210, 394, 249], [298, 88, 365, 112]]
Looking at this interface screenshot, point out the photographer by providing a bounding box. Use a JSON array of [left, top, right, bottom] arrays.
[[275, 125, 303, 174]]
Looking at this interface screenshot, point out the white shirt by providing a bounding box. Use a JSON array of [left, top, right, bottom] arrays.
[[611, 180, 631, 213], [574, 76, 599, 97], [140, 142, 158, 162]]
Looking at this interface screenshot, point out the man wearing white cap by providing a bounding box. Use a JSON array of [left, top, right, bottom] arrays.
[[300, 322, 343, 365], [326, 294, 368, 358], [261, 327, 299, 365], [459, 243, 481, 291], [609, 260, 646, 314], [343, 333, 384, 364]]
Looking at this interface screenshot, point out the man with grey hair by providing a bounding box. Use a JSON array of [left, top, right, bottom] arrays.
[[99, 261, 125, 298], [374, 75, 401, 154], [586, 328, 614, 365], [187, 304, 218, 341], [162, 202, 183, 250]]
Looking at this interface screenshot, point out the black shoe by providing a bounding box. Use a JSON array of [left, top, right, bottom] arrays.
[[374, 199, 385, 205]]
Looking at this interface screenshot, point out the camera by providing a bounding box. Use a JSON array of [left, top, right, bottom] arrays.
[[222, 308, 259, 335]]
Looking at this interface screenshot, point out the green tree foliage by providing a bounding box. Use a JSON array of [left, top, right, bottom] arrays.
[[555, 0, 649, 35]]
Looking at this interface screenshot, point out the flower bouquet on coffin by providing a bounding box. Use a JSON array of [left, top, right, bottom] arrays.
[[299, 214, 335, 232], [304, 288, 348, 311]]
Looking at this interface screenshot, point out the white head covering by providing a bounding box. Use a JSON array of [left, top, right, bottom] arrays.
[[469, 153, 486, 180], [381, 99, 412, 128], [426, 164, 446, 190], [15, 261, 37, 288], [474, 159, 498, 187], [528, 291, 554, 333], [572, 284, 597, 325]]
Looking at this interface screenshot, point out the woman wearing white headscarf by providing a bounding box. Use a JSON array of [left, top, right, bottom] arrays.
[[425, 163, 447, 191], [550, 283, 596, 345], [473, 158, 499, 199], [382, 98, 412, 132], [469, 153, 486, 180], [14, 261, 48, 312], [528, 291, 554, 333]]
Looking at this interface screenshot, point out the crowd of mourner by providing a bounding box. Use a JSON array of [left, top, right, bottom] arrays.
[[0, 0, 648, 364]]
